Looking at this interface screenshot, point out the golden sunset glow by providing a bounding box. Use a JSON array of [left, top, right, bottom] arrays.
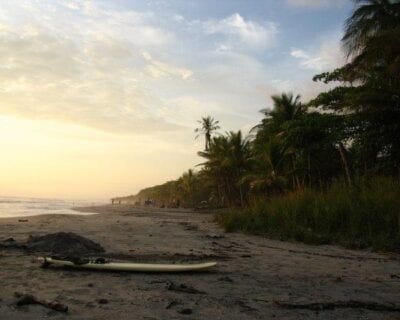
[[0, 115, 198, 199]]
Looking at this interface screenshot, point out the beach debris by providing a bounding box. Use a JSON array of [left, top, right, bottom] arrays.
[[0, 238, 24, 250], [218, 276, 234, 282], [165, 300, 182, 309], [166, 282, 205, 294], [234, 300, 258, 312], [97, 298, 108, 304], [205, 234, 225, 240], [178, 308, 193, 315], [25, 232, 105, 255], [14, 292, 68, 313], [179, 222, 199, 231], [18, 219, 28, 223], [273, 300, 400, 312]]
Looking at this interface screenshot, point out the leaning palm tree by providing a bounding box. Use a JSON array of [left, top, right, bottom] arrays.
[[195, 116, 220, 151], [341, 0, 400, 83], [342, 0, 400, 57]]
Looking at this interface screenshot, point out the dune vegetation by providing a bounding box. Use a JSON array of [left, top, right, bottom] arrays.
[[126, 0, 400, 251], [217, 177, 400, 251]]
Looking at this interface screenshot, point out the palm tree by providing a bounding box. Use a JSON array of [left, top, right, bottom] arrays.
[[250, 93, 307, 193], [253, 93, 304, 137], [243, 138, 290, 194], [198, 131, 251, 206], [195, 116, 220, 151], [342, 0, 400, 58], [267, 93, 303, 124]]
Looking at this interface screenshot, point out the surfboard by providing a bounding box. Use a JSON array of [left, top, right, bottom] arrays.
[[38, 257, 217, 272]]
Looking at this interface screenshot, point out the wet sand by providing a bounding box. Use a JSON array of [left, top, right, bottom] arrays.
[[0, 204, 399, 319]]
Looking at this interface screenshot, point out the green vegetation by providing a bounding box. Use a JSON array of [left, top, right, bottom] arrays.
[[123, 0, 400, 251], [217, 177, 400, 251]]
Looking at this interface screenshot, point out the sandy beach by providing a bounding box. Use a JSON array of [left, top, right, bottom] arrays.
[[0, 205, 399, 319]]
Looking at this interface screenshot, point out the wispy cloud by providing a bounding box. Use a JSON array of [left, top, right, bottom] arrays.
[[0, 2, 278, 137], [285, 0, 347, 8], [290, 38, 344, 71], [0, 1, 188, 134], [142, 52, 193, 80], [286, 0, 328, 7], [203, 13, 277, 48], [0, 1, 346, 137]]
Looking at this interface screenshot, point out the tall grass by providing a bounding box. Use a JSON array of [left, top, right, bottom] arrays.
[[216, 177, 400, 251]]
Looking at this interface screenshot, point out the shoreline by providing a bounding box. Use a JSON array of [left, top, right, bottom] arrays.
[[0, 204, 399, 319]]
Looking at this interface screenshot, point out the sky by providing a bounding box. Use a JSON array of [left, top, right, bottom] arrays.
[[0, 0, 354, 200]]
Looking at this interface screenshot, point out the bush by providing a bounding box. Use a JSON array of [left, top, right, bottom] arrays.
[[216, 177, 400, 252]]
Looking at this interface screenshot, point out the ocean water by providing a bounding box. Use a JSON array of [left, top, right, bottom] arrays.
[[0, 196, 102, 218]]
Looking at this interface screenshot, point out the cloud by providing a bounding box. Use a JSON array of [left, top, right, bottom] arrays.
[[203, 13, 277, 48], [290, 39, 344, 71], [142, 52, 193, 80], [0, 18, 182, 134], [285, 0, 346, 8], [0, 1, 272, 138], [285, 0, 329, 7]]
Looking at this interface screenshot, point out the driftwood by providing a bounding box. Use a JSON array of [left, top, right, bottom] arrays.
[[14, 292, 68, 313], [274, 300, 400, 312]]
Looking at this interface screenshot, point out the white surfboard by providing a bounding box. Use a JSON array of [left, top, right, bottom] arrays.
[[38, 257, 217, 272]]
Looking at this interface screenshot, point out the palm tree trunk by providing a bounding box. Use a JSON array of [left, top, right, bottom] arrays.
[[205, 133, 211, 151], [239, 184, 244, 207], [307, 153, 312, 188], [338, 142, 352, 187]]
